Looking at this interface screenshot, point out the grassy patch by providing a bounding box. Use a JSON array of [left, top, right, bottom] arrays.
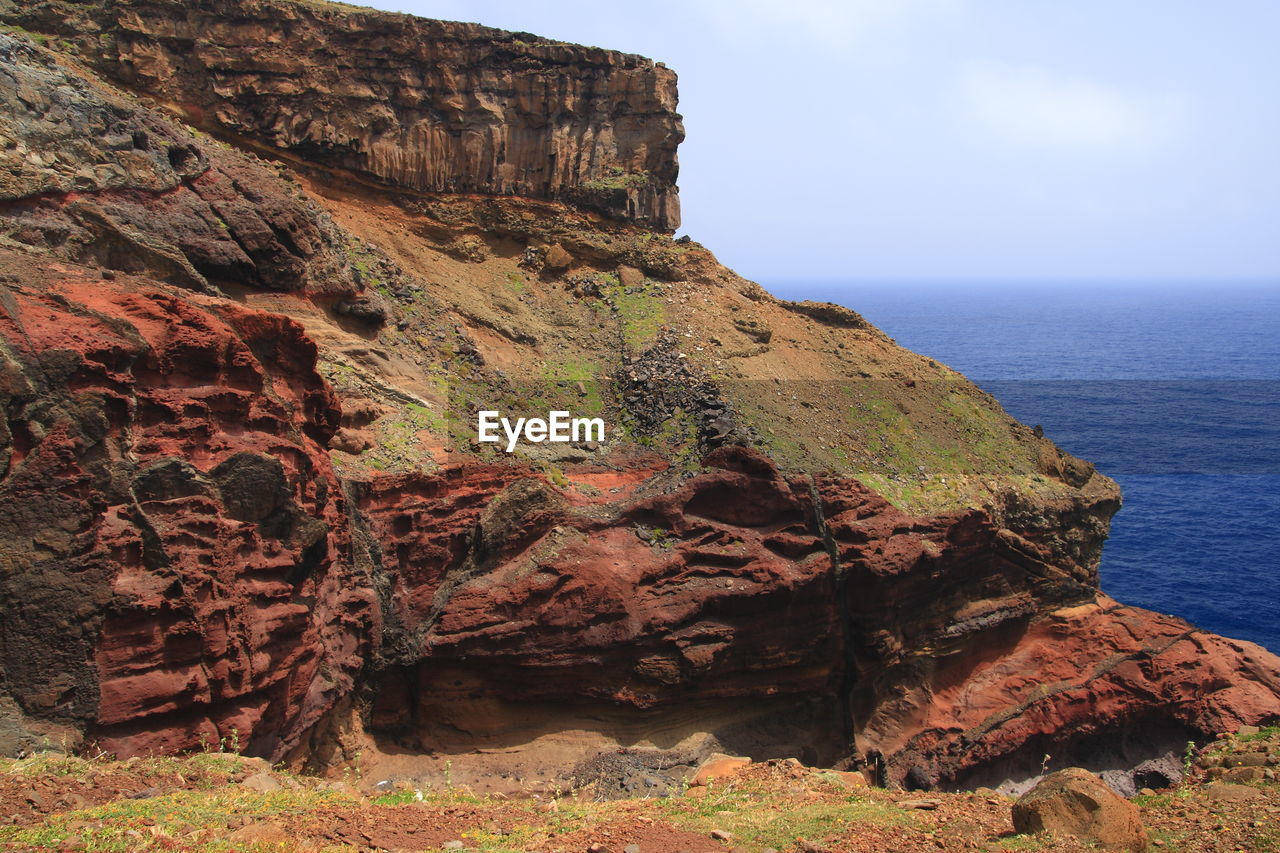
[[337, 400, 449, 474], [604, 278, 665, 351], [370, 788, 421, 806], [1234, 726, 1280, 744], [541, 356, 606, 417], [504, 271, 527, 295], [0, 752, 246, 786], [993, 833, 1050, 851], [1148, 827, 1192, 852], [343, 239, 390, 294], [0, 788, 353, 852], [653, 781, 909, 850], [581, 167, 651, 194]]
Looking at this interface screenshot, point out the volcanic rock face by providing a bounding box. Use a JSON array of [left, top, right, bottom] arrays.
[[0, 34, 366, 296], [350, 447, 1280, 789], [1, 3, 1278, 793], [0, 250, 374, 759], [10, 0, 684, 231]]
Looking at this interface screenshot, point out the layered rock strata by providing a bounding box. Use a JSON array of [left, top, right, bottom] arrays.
[[6, 0, 683, 230]]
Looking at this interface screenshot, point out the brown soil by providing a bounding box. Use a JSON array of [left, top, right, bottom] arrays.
[[3, 745, 1278, 852]]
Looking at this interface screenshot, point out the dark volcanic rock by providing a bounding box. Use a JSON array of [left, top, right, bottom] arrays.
[[0, 32, 364, 295]]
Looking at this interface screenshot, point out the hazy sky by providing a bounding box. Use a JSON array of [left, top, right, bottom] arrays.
[[367, 0, 1279, 284]]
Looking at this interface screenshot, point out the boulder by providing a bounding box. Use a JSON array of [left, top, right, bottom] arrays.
[[1205, 781, 1266, 803], [1223, 766, 1266, 783], [1012, 768, 1148, 852], [618, 265, 644, 289], [241, 771, 283, 793], [689, 753, 751, 787], [1223, 751, 1268, 767], [331, 428, 375, 455], [544, 244, 573, 271]]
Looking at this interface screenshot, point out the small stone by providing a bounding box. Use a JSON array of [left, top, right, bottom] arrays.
[[794, 840, 832, 853], [710, 829, 732, 841], [229, 822, 289, 846], [544, 244, 572, 271], [899, 799, 942, 810], [1237, 725, 1261, 737], [443, 842, 465, 851], [1223, 766, 1266, 784], [624, 845, 641, 853], [1205, 781, 1266, 802], [241, 772, 282, 793], [618, 265, 644, 289], [59, 793, 86, 810], [690, 754, 751, 786], [828, 770, 867, 788]]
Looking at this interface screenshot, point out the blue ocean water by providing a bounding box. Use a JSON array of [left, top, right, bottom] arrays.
[[768, 281, 1280, 651]]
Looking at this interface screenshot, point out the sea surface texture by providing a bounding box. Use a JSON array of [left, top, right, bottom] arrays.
[[773, 281, 1280, 651]]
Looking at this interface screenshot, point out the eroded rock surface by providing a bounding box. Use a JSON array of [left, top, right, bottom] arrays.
[[0, 33, 365, 296], [0, 250, 374, 760]]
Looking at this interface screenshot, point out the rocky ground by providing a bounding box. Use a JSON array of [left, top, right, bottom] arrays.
[[2, 727, 1278, 852]]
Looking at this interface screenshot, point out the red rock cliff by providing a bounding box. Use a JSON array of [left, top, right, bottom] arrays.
[[0, 249, 376, 760]]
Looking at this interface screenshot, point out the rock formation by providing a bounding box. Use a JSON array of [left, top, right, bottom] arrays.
[[1013, 768, 1150, 851], [6, 0, 683, 231], [1, 2, 1278, 796], [0, 245, 374, 760]]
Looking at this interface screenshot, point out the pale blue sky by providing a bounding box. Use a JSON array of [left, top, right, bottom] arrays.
[[366, 0, 1279, 283]]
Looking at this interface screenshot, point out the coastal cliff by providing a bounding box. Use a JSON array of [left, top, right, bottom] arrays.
[[6, 0, 683, 230], [1, 0, 1278, 800]]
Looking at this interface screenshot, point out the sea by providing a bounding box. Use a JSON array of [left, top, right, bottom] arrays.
[[767, 280, 1280, 652]]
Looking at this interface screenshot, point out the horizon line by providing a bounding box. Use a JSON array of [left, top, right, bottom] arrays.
[[756, 276, 1280, 287]]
